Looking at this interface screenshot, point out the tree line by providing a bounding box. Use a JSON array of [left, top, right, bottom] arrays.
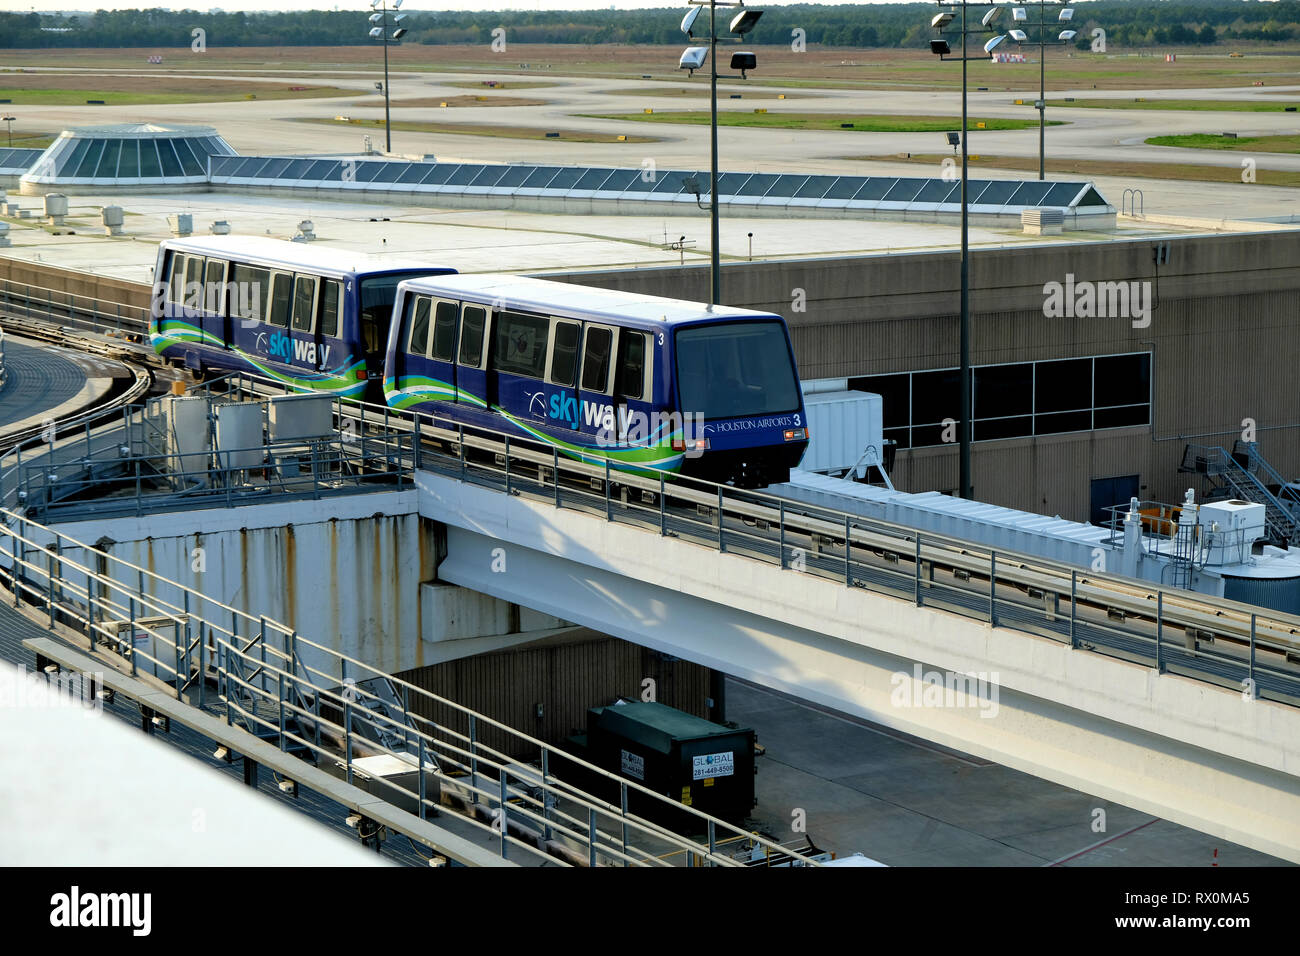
[[2, 2, 1299, 51]]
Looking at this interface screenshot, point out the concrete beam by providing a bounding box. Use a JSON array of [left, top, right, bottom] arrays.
[[419, 471, 1300, 863]]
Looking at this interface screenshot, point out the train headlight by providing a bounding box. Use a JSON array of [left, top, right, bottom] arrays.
[[672, 437, 709, 452], [783, 428, 808, 442]]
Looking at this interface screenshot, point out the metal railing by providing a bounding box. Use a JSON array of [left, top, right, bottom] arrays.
[[0, 276, 149, 338], [14, 370, 1300, 715], [0, 506, 821, 867], [37, 371, 1300, 709], [12, 423, 415, 523]]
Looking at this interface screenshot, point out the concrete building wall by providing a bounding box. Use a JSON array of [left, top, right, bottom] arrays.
[[556, 231, 1300, 521]]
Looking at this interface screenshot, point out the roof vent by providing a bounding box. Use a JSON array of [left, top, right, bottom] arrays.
[[101, 204, 124, 236], [1021, 206, 1065, 235]]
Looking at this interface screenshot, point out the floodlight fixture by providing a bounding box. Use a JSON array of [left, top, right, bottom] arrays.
[[1009, 28, 1027, 42], [984, 34, 1006, 53], [930, 38, 951, 56], [392, 0, 402, 7], [681, 7, 701, 38], [981, 7, 1002, 27], [1059, 29, 1077, 41], [1012, 7, 1027, 21], [393, 12, 406, 22], [1059, 8, 1074, 21], [679, 46, 709, 72], [931, 11, 954, 30], [392, 27, 406, 39], [369, 12, 382, 22], [731, 51, 757, 77], [729, 9, 764, 36], [369, 26, 383, 37]]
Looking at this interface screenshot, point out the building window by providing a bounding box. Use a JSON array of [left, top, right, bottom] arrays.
[[848, 352, 1151, 448]]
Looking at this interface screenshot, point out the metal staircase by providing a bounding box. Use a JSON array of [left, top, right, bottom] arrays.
[[1180, 441, 1300, 546]]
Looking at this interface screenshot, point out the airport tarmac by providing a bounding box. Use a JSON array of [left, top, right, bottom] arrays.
[[730, 678, 1289, 866], [4, 63, 1300, 224]]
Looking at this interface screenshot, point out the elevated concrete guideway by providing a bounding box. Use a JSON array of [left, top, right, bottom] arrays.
[[417, 470, 1300, 865]]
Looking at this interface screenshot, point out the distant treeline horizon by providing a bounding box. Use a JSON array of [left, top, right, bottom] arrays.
[[3, 2, 1300, 51]]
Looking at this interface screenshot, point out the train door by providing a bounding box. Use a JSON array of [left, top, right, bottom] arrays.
[[455, 303, 491, 416], [202, 257, 229, 349], [289, 272, 321, 376], [227, 262, 271, 369], [316, 278, 344, 382], [544, 318, 582, 434], [489, 308, 551, 426], [428, 299, 460, 407], [576, 323, 618, 446], [612, 328, 653, 447], [265, 269, 294, 375], [393, 293, 457, 410]]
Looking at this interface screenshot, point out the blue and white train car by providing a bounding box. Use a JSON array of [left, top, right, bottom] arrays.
[[384, 274, 808, 486], [150, 236, 454, 400]]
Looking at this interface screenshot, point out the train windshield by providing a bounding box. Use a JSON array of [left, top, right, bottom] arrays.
[[675, 320, 800, 420], [358, 272, 427, 353]]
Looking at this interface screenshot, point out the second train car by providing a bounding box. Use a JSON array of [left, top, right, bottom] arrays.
[[150, 235, 454, 400], [384, 273, 808, 486]]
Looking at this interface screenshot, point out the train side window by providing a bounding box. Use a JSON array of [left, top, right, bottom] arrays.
[[318, 280, 341, 337], [492, 311, 550, 379], [230, 264, 270, 324], [549, 320, 580, 387], [614, 330, 647, 402], [167, 252, 185, 306], [204, 259, 227, 314], [580, 326, 613, 393], [459, 305, 486, 369], [183, 255, 204, 312], [291, 275, 318, 333], [268, 272, 292, 328], [407, 296, 432, 355], [431, 301, 459, 361]]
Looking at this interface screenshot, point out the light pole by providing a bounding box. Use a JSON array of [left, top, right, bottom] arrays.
[[929, 4, 1004, 501], [367, 0, 407, 154], [678, 1, 762, 307], [2, 116, 14, 148], [1008, 3, 1076, 179]]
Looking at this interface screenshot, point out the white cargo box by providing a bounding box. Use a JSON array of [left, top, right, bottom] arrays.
[[796, 389, 884, 478]]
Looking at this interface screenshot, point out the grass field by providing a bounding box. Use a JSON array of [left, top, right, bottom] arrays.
[[0, 73, 348, 105], [1, 132, 57, 150], [584, 111, 1061, 132], [872, 151, 1300, 187], [1146, 132, 1300, 152], [303, 116, 657, 144], [1047, 97, 1300, 111]]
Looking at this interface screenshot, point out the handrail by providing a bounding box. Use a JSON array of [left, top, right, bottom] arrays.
[[0, 506, 821, 867], [0, 275, 149, 336]]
